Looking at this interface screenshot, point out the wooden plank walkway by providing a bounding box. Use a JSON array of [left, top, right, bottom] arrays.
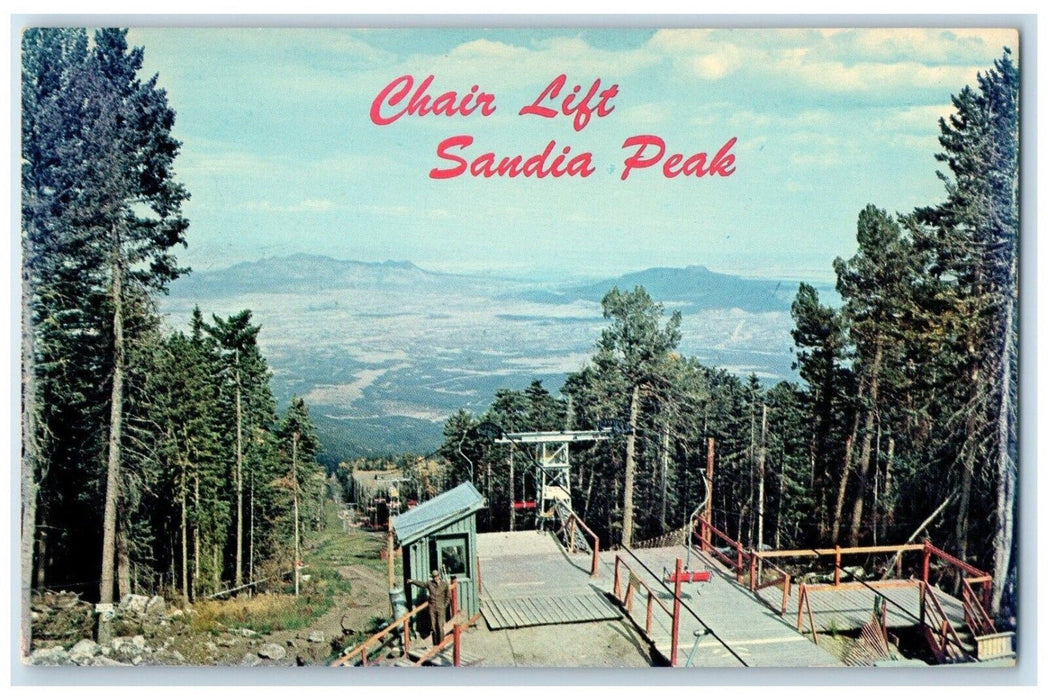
[[477, 530, 621, 631], [602, 546, 843, 667], [799, 580, 966, 633], [481, 591, 621, 630]]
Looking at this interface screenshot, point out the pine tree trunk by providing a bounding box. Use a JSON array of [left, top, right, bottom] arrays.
[[34, 515, 47, 589], [955, 354, 979, 566], [20, 459, 37, 659], [992, 281, 1017, 615], [234, 359, 243, 588], [181, 461, 188, 607], [880, 437, 895, 543], [20, 260, 39, 658], [293, 433, 300, 597], [622, 385, 640, 547], [757, 404, 767, 550], [849, 342, 884, 546], [100, 242, 124, 615], [117, 522, 131, 598], [193, 475, 200, 602], [832, 420, 858, 544], [659, 423, 670, 532], [249, 470, 255, 586]]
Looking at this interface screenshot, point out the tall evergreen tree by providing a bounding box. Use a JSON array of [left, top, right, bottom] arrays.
[[594, 286, 682, 547], [910, 50, 1019, 613], [833, 205, 913, 545], [207, 310, 274, 587]]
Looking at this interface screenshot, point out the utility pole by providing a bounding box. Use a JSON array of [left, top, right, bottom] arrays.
[[509, 449, 515, 532], [293, 431, 300, 597], [702, 437, 715, 552]]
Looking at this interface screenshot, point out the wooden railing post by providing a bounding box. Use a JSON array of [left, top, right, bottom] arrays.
[[796, 584, 805, 632], [750, 552, 758, 591], [590, 535, 600, 578], [922, 542, 931, 584], [834, 545, 841, 586], [451, 578, 459, 618], [736, 544, 744, 584], [646, 592, 654, 635], [613, 557, 622, 600], [453, 623, 461, 667], [919, 581, 926, 626], [403, 619, 410, 653]]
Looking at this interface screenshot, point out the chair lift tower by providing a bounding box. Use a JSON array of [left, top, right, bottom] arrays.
[[495, 430, 611, 532]]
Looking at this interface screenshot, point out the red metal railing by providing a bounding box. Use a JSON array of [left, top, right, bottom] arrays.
[[612, 555, 684, 666], [920, 581, 969, 663], [331, 579, 461, 667], [691, 515, 750, 583], [749, 554, 793, 616], [923, 543, 995, 637], [564, 511, 601, 578], [410, 611, 483, 666], [795, 582, 819, 644], [961, 575, 996, 636]]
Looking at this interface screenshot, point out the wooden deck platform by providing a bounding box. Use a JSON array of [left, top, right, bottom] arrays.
[[601, 546, 843, 667], [477, 530, 621, 630]]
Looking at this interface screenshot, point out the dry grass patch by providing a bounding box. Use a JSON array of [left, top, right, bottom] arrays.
[[191, 592, 319, 635]]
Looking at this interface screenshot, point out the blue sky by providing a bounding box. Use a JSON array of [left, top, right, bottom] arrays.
[[127, 26, 1018, 283]]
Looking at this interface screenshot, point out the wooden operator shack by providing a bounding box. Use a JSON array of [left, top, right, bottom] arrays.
[[391, 482, 483, 626]]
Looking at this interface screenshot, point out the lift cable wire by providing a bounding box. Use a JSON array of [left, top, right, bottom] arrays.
[[618, 543, 750, 668]]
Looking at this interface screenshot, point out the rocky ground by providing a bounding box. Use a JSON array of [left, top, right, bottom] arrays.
[[26, 540, 393, 668]]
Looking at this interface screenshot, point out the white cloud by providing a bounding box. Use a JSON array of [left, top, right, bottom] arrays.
[[646, 27, 1017, 96]]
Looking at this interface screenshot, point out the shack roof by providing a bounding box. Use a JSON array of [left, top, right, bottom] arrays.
[[391, 481, 483, 546]]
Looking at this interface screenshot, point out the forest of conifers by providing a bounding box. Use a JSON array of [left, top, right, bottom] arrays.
[[20, 28, 329, 646], [20, 25, 1019, 655]]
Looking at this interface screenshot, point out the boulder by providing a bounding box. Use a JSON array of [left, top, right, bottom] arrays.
[[307, 631, 325, 644], [29, 645, 70, 666], [119, 594, 151, 615], [240, 653, 262, 667], [91, 656, 130, 667], [257, 643, 287, 661], [145, 596, 167, 617], [68, 639, 100, 664]]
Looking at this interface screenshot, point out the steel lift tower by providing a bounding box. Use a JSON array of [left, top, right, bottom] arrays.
[[495, 430, 610, 532]]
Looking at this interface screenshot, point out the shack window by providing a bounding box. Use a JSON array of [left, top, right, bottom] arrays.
[[437, 537, 468, 577]]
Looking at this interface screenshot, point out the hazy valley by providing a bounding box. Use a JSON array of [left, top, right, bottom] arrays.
[[163, 255, 814, 460]]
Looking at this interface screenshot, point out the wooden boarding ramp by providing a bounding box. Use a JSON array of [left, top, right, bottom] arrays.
[[603, 545, 843, 667], [477, 530, 622, 630]]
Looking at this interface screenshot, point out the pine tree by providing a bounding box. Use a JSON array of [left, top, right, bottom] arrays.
[[833, 205, 913, 545], [206, 310, 275, 587], [910, 50, 1019, 613], [594, 286, 682, 547], [21, 28, 188, 638]]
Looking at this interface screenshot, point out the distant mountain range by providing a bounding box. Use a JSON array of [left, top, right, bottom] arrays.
[[164, 255, 814, 460], [171, 254, 484, 297], [506, 264, 794, 313]]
